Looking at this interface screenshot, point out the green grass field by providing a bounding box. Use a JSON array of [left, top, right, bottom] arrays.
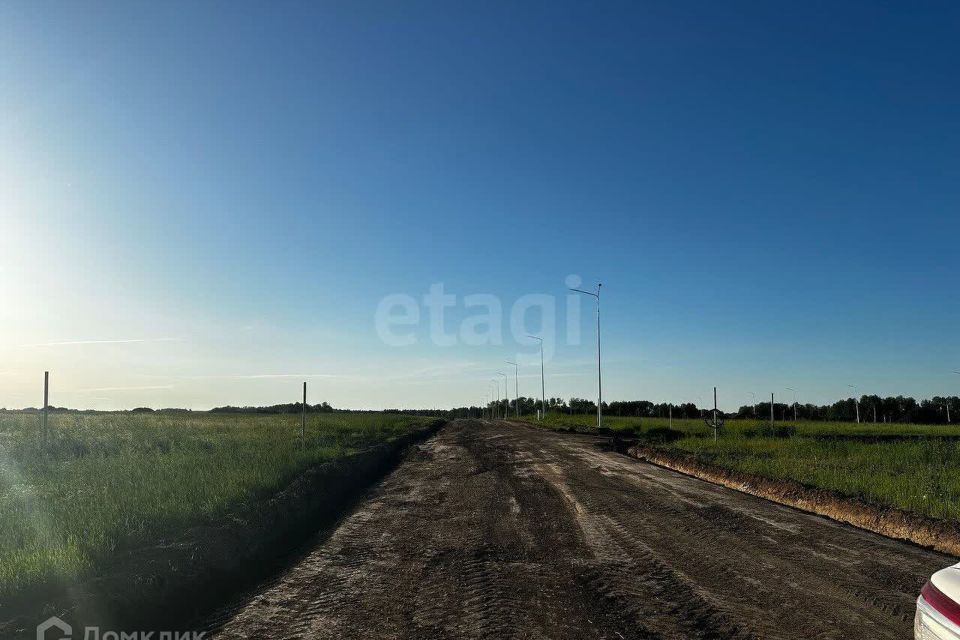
[[533, 411, 960, 438], [0, 411, 430, 598], [528, 413, 960, 522]]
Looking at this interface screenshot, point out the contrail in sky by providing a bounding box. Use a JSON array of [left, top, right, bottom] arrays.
[[17, 338, 182, 348], [72, 385, 175, 392], [225, 374, 341, 379]]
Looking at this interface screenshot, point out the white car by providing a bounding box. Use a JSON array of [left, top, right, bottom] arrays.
[[917, 563, 960, 639]]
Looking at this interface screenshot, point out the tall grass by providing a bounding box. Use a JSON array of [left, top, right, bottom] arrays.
[[528, 412, 960, 521], [671, 436, 960, 521], [533, 412, 960, 438], [0, 411, 429, 597]]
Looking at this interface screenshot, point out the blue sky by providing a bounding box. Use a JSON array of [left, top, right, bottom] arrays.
[[0, 1, 957, 410]]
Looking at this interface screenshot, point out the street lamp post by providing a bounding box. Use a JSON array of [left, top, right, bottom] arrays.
[[786, 387, 798, 422], [498, 371, 508, 421], [491, 380, 500, 419], [748, 392, 756, 418], [506, 361, 520, 418], [848, 384, 860, 424], [527, 335, 546, 421], [569, 282, 602, 429]]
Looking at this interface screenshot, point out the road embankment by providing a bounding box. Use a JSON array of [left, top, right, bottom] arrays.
[[629, 443, 960, 556], [2, 419, 445, 636]]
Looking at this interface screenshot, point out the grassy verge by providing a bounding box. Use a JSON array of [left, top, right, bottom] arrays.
[[0, 411, 432, 598], [524, 413, 960, 522], [530, 412, 960, 438]]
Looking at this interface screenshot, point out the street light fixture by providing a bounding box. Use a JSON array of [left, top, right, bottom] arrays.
[[527, 335, 546, 421], [505, 361, 520, 418], [786, 387, 798, 422], [569, 282, 602, 429], [848, 384, 860, 424]]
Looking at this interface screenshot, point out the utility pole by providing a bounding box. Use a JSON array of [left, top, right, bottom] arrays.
[[569, 282, 602, 429], [712, 387, 718, 441], [491, 380, 500, 419], [786, 388, 798, 421], [506, 361, 520, 418], [498, 372, 508, 421], [528, 335, 546, 421], [301, 381, 307, 447], [770, 392, 774, 426], [43, 371, 49, 443], [848, 384, 860, 423], [951, 371, 960, 424]]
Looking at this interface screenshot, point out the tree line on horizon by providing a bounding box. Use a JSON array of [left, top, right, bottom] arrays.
[[456, 394, 960, 424], [4, 394, 959, 424]]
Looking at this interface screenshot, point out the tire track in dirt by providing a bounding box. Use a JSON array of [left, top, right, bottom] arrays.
[[540, 430, 946, 638], [206, 420, 953, 639]]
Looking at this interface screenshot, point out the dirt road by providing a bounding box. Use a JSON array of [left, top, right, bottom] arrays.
[[208, 420, 952, 639]]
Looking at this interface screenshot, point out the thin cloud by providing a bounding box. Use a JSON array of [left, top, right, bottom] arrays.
[[479, 371, 586, 382], [186, 373, 344, 380], [73, 385, 175, 392], [17, 338, 182, 348], [379, 361, 485, 382], [231, 373, 341, 380]]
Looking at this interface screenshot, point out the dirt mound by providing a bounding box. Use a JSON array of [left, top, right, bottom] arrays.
[[629, 444, 960, 556]]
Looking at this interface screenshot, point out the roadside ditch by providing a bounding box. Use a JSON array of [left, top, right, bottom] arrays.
[[2, 419, 445, 637]]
